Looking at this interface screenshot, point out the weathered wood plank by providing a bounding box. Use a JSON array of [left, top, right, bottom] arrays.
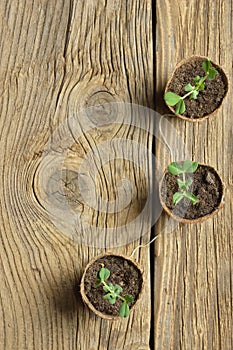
[[0, 1, 153, 349], [155, 0, 232, 349]]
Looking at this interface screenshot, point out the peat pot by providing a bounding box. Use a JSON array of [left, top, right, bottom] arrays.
[[159, 163, 224, 223], [164, 55, 228, 121], [80, 253, 144, 320]]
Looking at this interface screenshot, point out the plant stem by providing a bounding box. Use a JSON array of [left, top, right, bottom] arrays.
[[181, 90, 195, 100], [101, 280, 125, 302], [181, 75, 207, 100], [117, 295, 126, 302], [182, 172, 185, 183]]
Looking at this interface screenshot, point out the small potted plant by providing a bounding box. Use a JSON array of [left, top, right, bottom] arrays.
[[80, 253, 144, 319], [159, 160, 224, 223], [164, 56, 228, 121]]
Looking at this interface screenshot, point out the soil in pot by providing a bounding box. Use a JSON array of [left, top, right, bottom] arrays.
[[160, 165, 223, 220], [166, 57, 227, 119], [83, 255, 143, 317]]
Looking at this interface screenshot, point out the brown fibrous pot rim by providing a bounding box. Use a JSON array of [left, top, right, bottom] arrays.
[[80, 252, 144, 320], [164, 55, 229, 122], [159, 163, 225, 224]]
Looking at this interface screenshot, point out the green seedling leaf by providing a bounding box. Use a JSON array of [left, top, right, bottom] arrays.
[[183, 160, 198, 173], [103, 293, 116, 304], [175, 100, 181, 114], [124, 294, 134, 303], [179, 99, 186, 114], [173, 192, 184, 205], [99, 267, 110, 281], [208, 68, 218, 80], [119, 303, 130, 318], [183, 192, 199, 205], [109, 298, 116, 305], [164, 92, 181, 106], [190, 90, 199, 99], [113, 285, 123, 295], [194, 75, 201, 83], [198, 82, 205, 91], [185, 177, 193, 188], [184, 83, 194, 92], [182, 160, 194, 171], [168, 162, 184, 175], [202, 59, 211, 73], [95, 279, 101, 287], [202, 59, 218, 80], [197, 76, 206, 86], [174, 99, 186, 114], [103, 293, 112, 300]]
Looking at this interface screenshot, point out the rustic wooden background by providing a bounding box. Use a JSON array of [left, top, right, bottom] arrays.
[[0, 1, 232, 349]]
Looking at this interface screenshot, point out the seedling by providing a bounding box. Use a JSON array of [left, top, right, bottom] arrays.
[[96, 266, 134, 318], [167, 160, 199, 205], [164, 59, 219, 114]]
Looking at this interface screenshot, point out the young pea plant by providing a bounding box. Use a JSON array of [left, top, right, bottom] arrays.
[[168, 160, 199, 206], [164, 59, 219, 114], [96, 266, 134, 318]]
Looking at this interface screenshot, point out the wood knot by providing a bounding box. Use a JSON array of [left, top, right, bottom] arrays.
[[84, 90, 119, 126]]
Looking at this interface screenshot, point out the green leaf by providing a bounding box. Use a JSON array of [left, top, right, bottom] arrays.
[[119, 303, 130, 318], [173, 192, 184, 205], [184, 83, 194, 92], [168, 162, 184, 175], [185, 177, 193, 188], [164, 92, 181, 106], [198, 82, 205, 91], [197, 76, 206, 86], [175, 100, 181, 114], [202, 59, 211, 73], [190, 90, 199, 99], [99, 267, 110, 281], [183, 192, 199, 205], [174, 100, 185, 114], [103, 293, 116, 304], [194, 75, 201, 83], [113, 285, 123, 295], [182, 160, 194, 171], [109, 298, 116, 305], [124, 294, 134, 303], [95, 279, 101, 287], [208, 68, 218, 80], [183, 160, 198, 173], [103, 293, 112, 300], [179, 99, 186, 114]]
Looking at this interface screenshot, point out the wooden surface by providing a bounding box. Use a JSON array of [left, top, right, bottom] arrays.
[[155, 0, 232, 349], [0, 1, 232, 350], [0, 1, 153, 350]]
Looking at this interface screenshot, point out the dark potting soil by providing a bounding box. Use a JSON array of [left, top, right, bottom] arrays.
[[84, 255, 143, 316], [161, 165, 223, 220], [167, 57, 227, 119]]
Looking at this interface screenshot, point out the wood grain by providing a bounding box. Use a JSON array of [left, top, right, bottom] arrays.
[[155, 0, 233, 349], [0, 1, 153, 350], [1, 1, 232, 349]]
